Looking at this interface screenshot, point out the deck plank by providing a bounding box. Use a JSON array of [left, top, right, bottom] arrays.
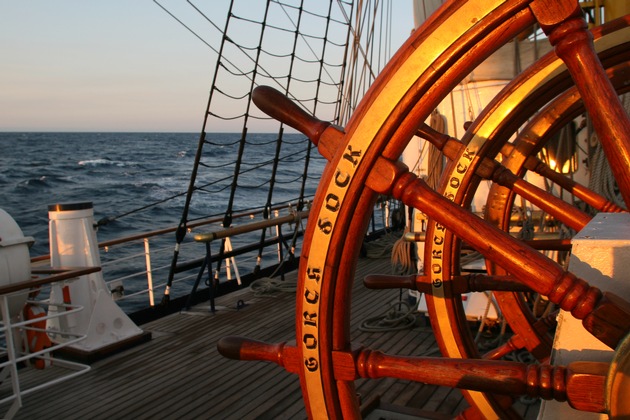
[[1, 255, 541, 419]]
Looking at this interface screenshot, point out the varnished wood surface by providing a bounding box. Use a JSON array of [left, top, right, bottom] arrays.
[[0, 256, 540, 419]]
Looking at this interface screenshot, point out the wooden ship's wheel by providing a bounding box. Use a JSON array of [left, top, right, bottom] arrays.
[[218, 1, 630, 418]]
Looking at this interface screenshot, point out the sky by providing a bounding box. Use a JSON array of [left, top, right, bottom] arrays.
[[1, 1, 415, 133], [2, 1, 216, 132]]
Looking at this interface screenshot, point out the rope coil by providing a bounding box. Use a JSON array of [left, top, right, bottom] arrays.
[[359, 301, 418, 332], [249, 277, 297, 296]]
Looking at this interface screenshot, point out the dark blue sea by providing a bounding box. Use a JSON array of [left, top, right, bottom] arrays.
[[0, 132, 324, 257]]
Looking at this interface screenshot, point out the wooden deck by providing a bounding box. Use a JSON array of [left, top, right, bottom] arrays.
[[1, 256, 541, 419]]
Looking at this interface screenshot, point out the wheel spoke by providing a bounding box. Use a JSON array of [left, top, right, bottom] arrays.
[[217, 336, 300, 372], [364, 273, 532, 293], [417, 123, 592, 231], [340, 346, 608, 413], [501, 142, 626, 213], [219, 335, 609, 414], [367, 156, 630, 348], [252, 85, 344, 163], [531, 0, 630, 204]]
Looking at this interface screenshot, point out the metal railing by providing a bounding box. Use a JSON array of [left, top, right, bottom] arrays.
[[100, 208, 308, 312], [63, 204, 310, 314], [0, 267, 97, 419], [30, 200, 395, 317]]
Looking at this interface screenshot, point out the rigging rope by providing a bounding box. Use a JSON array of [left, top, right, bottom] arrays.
[[390, 227, 415, 275], [426, 109, 447, 190], [96, 190, 188, 227], [151, 0, 398, 305]]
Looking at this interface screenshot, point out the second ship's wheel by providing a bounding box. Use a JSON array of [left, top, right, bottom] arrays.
[[218, 1, 630, 418], [414, 15, 630, 417]]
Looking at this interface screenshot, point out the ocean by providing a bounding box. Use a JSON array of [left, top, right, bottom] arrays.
[[0, 131, 332, 311], [0, 131, 324, 257]]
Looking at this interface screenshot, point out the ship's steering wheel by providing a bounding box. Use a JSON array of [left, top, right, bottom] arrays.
[[218, 1, 630, 418]]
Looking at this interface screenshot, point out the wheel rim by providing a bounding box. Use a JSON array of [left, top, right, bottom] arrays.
[[297, 2, 536, 417], [423, 17, 630, 416]]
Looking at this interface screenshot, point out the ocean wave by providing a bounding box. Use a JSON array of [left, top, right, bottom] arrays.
[[15, 174, 76, 189], [78, 158, 127, 167], [17, 176, 51, 188]]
